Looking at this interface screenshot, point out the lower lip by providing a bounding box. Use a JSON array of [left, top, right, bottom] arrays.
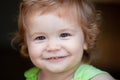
[[45, 56, 68, 62]]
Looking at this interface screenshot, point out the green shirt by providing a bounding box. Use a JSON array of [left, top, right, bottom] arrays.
[[24, 64, 106, 80]]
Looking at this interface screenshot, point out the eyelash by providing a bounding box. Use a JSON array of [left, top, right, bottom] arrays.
[[60, 33, 72, 38], [34, 32, 72, 41], [35, 36, 46, 40]]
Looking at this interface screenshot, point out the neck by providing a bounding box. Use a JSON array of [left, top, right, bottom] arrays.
[[38, 64, 80, 80], [39, 71, 73, 80]]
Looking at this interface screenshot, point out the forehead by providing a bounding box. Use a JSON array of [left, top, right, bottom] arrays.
[[27, 14, 82, 34], [25, 4, 81, 26], [26, 13, 81, 33]]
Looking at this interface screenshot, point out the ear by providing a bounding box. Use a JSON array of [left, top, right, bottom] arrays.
[[83, 42, 87, 50]]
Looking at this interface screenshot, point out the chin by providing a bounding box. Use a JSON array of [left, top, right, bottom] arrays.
[[45, 64, 70, 73]]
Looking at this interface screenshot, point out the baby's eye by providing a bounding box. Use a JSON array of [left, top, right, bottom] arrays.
[[35, 36, 46, 40], [60, 33, 71, 38]]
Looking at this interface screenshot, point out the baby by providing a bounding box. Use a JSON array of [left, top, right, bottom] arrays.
[[12, 0, 115, 80]]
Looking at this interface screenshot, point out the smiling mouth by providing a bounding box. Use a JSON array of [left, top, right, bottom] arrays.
[[44, 56, 68, 62]]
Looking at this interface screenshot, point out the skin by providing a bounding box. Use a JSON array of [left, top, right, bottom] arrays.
[[25, 12, 87, 80]]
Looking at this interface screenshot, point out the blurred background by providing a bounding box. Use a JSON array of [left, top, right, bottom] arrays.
[[0, 0, 120, 80]]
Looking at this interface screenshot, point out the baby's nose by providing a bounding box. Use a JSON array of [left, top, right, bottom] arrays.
[[46, 40, 61, 52]]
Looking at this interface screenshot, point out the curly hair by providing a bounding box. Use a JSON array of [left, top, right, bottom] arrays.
[[12, 0, 101, 62]]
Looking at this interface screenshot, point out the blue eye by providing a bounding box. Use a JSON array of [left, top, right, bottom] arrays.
[[60, 33, 71, 38], [35, 36, 46, 40]]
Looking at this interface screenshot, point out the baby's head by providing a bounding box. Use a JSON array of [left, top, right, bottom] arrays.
[[12, 0, 100, 63]]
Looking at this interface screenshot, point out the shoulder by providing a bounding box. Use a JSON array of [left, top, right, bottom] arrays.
[[74, 64, 108, 80], [75, 64, 115, 80], [91, 73, 115, 80]]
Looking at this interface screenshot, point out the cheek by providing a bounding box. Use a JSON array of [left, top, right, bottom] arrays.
[[62, 38, 84, 55], [27, 43, 43, 58], [70, 43, 84, 55]]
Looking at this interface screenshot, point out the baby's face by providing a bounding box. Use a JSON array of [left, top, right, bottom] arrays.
[[25, 12, 87, 73]]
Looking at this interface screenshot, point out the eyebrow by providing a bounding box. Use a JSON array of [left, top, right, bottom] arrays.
[[28, 25, 78, 38], [59, 24, 78, 32], [58, 28, 77, 32], [29, 32, 46, 38]]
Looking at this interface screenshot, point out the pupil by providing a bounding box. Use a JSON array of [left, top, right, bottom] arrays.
[[61, 33, 68, 37], [38, 36, 45, 40]]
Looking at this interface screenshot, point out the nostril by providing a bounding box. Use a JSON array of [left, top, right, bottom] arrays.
[[46, 44, 61, 52], [46, 46, 60, 52]]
